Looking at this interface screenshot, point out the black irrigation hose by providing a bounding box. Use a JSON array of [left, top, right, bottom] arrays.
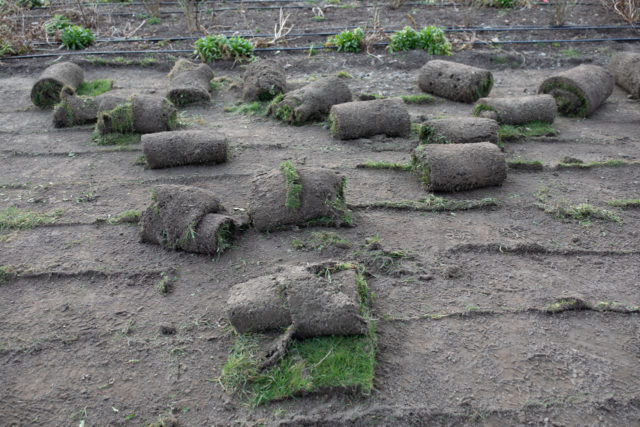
[[29, 23, 640, 47], [4, 36, 640, 60]]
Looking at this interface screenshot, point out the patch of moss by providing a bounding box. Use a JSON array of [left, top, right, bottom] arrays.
[[280, 160, 302, 210]]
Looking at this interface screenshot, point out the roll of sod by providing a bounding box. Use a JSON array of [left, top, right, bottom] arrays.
[[96, 94, 177, 135], [538, 64, 614, 117], [242, 59, 286, 102], [608, 52, 640, 98], [328, 98, 410, 140], [52, 86, 126, 128], [412, 141, 507, 192], [31, 62, 84, 108], [288, 268, 368, 338], [167, 59, 214, 106], [268, 76, 352, 125], [473, 95, 557, 125], [139, 184, 234, 255], [418, 60, 493, 103], [227, 274, 296, 334], [249, 165, 349, 231], [141, 130, 227, 169], [226, 265, 367, 337], [419, 117, 499, 144]]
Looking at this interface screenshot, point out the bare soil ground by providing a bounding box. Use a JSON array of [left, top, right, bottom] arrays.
[[2, 2, 640, 426]]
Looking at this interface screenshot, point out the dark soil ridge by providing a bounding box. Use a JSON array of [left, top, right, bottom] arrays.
[[448, 242, 640, 257], [276, 397, 640, 426]]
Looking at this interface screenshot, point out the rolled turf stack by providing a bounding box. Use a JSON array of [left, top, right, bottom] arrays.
[[608, 52, 640, 98], [52, 86, 126, 128], [139, 184, 235, 255], [142, 130, 227, 169], [418, 60, 493, 103], [227, 265, 368, 337], [249, 163, 350, 231], [412, 141, 506, 192], [31, 62, 84, 108], [538, 64, 614, 117], [328, 98, 410, 140], [268, 75, 352, 125], [96, 94, 177, 135], [167, 59, 214, 106], [473, 95, 557, 125], [419, 117, 499, 144], [242, 59, 286, 102]]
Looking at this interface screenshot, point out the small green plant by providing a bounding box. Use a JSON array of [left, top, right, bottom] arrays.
[[0, 265, 16, 285], [336, 70, 352, 79], [328, 28, 364, 53], [496, 0, 514, 8], [560, 47, 582, 58], [280, 160, 302, 209], [60, 25, 95, 50], [18, 0, 43, 8], [44, 14, 73, 35], [193, 34, 254, 62], [223, 101, 268, 116], [76, 79, 113, 96], [388, 26, 451, 56], [146, 16, 162, 25]]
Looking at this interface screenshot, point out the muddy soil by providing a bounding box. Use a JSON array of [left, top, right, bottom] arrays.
[[2, 4, 640, 424]]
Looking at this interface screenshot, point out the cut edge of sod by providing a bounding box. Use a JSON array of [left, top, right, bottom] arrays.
[[220, 265, 376, 406]]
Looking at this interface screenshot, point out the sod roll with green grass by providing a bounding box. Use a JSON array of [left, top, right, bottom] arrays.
[[418, 59, 493, 103], [142, 130, 227, 169], [608, 52, 640, 98], [52, 86, 126, 128], [419, 117, 499, 144], [538, 64, 613, 117], [249, 165, 351, 231], [97, 94, 177, 135], [268, 75, 352, 125], [328, 98, 410, 140], [473, 95, 557, 125], [412, 141, 506, 192], [31, 62, 84, 108], [140, 184, 235, 255], [167, 58, 214, 106], [242, 59, 286, 102]]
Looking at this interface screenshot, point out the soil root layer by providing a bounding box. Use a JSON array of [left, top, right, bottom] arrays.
[[242, 59, 286, 102], [608, 52, 640, 98], [418, 60, 493, 103], [420, 117, 499, 144], [142, 130, 227, 169], [167, 59, 214, 106], [474, 95, 557, 125], [329, 98, 410, 140]]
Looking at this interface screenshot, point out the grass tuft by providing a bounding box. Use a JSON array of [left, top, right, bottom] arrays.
[[280, 161, 302, 210], [539, 202, 621, 224], [507, 158, 544, 170], [0, 206, 63, 232], [400, 94, 434, 104], [76, 79, 113, 97], [498, 122, 557, 141], [356, 161, 412, 171], [107, 210, 140, 225], [608, 198, 640, 208], [0, 265, 17, 285], [557, 159, 633, 169]]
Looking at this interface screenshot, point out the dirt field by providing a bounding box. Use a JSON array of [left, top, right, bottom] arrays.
[[2, 1, 640, 425]]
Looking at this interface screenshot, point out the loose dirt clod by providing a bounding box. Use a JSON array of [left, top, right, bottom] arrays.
[[419, 117, 499, 144], [412, 141, 507, 191], [249, 166, 350, 231], [474, 95, 557, 125], [167, 58, 214, 106], [538, 64, 613, 117], [417, 59, 493, 103], [141, 130, 227, 169], [139, 184, 235, 255], [226, 265, 368, 337], [328, 98, 410, 140], [242, 59, 286, 102], [96, 94, 177, 135], [608, 52, 640, 98], [52, 86, 126, 128], [31, 62, 84, 108], [268, 75, 352, 125]]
